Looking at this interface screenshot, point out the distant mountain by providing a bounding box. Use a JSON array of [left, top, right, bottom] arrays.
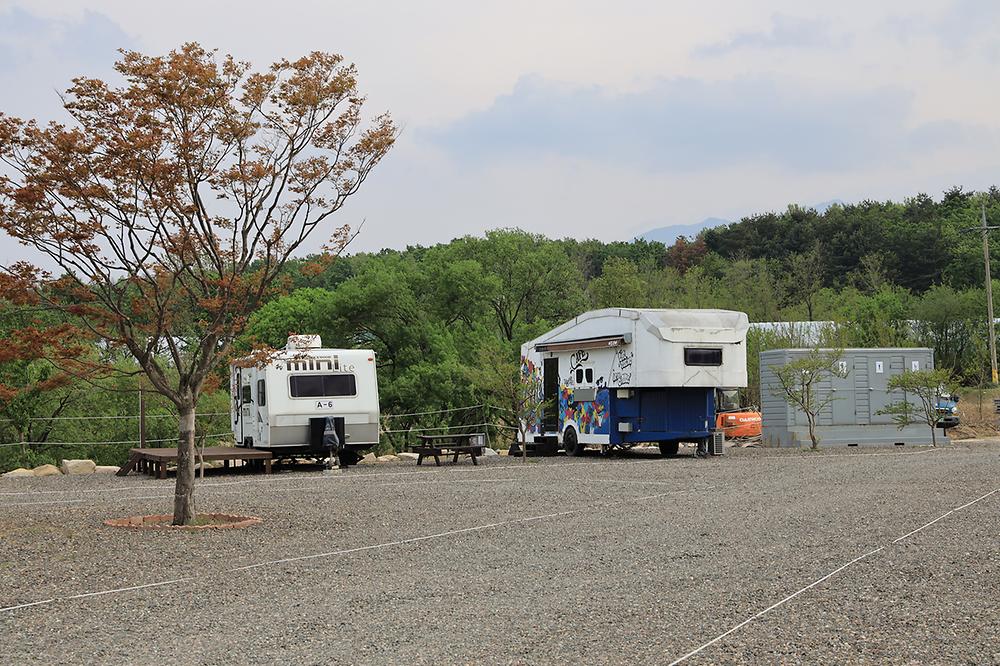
[[812, 198, 845, 213], [638, 217, 732, 244], [637, 199, 846, 244]]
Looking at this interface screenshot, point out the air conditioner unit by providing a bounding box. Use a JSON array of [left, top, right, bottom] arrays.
[[711, 431, 725, 456]]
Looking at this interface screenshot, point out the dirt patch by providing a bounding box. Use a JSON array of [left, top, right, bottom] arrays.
[[104, 513, 262, 530], [948, 423, 998, 440]]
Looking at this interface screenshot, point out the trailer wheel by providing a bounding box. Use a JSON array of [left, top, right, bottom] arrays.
[[563, 427, 584, 456], [658, 441, 679, 457]]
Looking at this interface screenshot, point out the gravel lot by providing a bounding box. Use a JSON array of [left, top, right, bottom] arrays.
[[1, 442, 998, 665]]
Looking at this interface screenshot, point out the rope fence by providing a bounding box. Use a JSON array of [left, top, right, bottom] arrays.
[[1, 403, 523, 451], [0, 433, 234, 449], [0, 412, 229, 424]]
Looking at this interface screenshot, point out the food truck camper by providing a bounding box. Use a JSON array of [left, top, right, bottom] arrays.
[[520, 309, 749, 456]]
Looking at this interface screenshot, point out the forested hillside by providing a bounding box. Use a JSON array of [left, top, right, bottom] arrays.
[[3, 186, 998, 468]]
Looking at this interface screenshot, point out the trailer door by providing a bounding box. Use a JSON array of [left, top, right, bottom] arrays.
[[542, 357, 560, 433]]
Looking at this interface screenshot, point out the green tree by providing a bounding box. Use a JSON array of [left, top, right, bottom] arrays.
[[878, 369, 955, 447], [911, 286, 984, 376], [242, 288, 336, 350], [769, 348, 847, 449], [450, 229, 585, 341], [589, 257, 646, 308]]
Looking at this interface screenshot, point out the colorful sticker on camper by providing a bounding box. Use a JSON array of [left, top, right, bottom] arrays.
[[559, 385, 609, 435]]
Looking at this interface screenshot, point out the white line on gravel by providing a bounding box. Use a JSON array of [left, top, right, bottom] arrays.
[[231, 509, 580, 571], [63, 577, 194, 600], [0, 578, 195, 613], [0, 460, 604, 499], [667, 485, 1000, 665], [892, 488, 999, 544], [0, 480, 250, 497], [0, 598, 57, 612], [0, 448, 954, 500], [2, 473, 692, 506], [7, 494, 174, 506], [668, 546, 887, 666], [0, 488, 702, 613], [232, 488, 702, 571]]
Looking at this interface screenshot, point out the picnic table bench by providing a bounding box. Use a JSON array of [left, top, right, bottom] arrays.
[[117, 446, 273, 478], [409, 433, 486, 466]]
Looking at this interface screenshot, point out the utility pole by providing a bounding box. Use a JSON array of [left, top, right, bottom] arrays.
[[967, 201, 1000, 384]]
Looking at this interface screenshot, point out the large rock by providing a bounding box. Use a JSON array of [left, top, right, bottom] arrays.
[[397, 452, 420, 460], [94, 465, 121, 475], [32, 464, 62, 477], [359, 453, 378, 465], [60, 459, 96, 475], [376, 454, 399, 462], [2, 467, 34, 478]]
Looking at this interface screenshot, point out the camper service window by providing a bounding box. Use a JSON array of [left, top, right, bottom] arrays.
[[684, 348, 723, 366], [289, 374, 357, 398]]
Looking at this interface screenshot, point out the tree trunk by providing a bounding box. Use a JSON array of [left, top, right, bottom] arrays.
[[930, 422, 937, 448], [807, 414, 819, 450], [173, 400, 197, 525]]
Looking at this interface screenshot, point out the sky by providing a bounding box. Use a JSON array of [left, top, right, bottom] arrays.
[[1, 0, 999, 257]]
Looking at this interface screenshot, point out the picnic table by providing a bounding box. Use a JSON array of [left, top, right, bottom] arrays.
[[409, 433, 486, 466]]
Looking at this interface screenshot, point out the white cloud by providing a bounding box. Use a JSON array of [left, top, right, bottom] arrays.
[[2, 0, 1000, 260]]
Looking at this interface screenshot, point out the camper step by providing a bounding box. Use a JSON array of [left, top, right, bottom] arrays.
[[508, 439, 561, 457]]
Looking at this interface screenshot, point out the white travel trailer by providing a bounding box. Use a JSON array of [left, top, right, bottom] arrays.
[[231, 335, 380, 456], [520, 308, 749, 456]]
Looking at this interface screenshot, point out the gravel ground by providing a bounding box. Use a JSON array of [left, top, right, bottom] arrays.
[[1, 442, 998, 665]]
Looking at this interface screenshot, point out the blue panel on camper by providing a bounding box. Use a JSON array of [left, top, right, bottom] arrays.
[[610, 387, 714, 444]]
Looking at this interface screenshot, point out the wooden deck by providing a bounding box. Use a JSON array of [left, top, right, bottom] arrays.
[[117, 446, 273, 478]]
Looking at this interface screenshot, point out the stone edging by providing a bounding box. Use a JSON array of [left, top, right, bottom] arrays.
[[104, 513, 263, 530]]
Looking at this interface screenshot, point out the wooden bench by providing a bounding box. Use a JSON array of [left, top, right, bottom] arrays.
[[409, 433, 486, 466], [117, 446, 273, 478]]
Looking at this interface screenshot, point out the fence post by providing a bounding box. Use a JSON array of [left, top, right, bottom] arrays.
[[138, 388, 146, 449]]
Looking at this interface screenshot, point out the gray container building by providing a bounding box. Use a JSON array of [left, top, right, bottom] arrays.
[[760, 348, 945, 447]]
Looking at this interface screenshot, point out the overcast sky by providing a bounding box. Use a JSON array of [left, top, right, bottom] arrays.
[[1, 0, 999, 257]]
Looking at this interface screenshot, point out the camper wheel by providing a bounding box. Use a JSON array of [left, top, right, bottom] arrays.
[[658, 441, 679, 457], [563, 427, 584, 456]]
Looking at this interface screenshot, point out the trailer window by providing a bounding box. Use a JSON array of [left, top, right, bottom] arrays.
[[289, 374, 357, 398], [575, 368, 584, 384], [257, 379, 266, 407], [685, 348, 723, 366], [241, 384, 252, 403]]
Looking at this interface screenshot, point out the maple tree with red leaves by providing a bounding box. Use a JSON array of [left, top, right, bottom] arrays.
[[0, 44, 395, 524]]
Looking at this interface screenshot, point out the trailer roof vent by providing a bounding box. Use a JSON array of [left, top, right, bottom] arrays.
[[286, 334, 322, 351]]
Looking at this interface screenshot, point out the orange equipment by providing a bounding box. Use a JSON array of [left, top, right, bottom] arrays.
[[716, 410, 762, 438]]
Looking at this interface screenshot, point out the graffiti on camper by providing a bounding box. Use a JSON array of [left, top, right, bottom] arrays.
[[569, 350, 589, 371], [520, 356, 543, 434], [609, 348, 634, 385], [559, 385, 609, 435]]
